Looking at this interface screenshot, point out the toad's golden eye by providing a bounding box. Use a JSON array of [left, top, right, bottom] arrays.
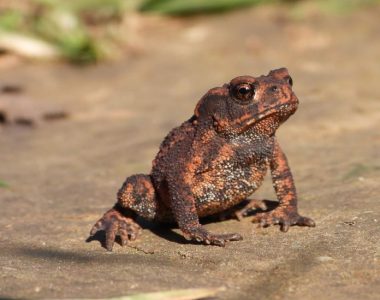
[[232, 83, 255, 102]]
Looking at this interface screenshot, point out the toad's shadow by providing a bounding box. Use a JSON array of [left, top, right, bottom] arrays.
[[86, 199, 279, 249]]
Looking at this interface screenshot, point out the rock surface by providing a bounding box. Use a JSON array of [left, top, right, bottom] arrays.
[[0, 4, 379, 300]]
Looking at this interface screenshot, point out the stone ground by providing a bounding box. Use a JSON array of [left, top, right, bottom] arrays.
[[0, 3, 379, 300]]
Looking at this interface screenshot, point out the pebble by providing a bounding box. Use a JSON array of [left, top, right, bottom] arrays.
[[316, 256, 334, 262]]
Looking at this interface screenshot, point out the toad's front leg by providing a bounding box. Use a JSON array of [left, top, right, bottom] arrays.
[[166, 174, 242, 246], [252, 139, 315, 232]]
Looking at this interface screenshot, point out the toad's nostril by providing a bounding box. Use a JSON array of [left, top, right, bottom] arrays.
[[270, 86, 278, 92], [285, 76, 293, 86]]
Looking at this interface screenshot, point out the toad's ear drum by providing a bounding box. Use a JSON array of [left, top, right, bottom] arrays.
[[194, 87, 227, 118]]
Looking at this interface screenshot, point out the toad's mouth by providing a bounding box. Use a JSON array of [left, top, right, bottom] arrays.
[[237, 102, 297, 134]]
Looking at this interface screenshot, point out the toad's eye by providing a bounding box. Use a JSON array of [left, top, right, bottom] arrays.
[[232, 83, 255, 102], [285, 76, 293, 86]]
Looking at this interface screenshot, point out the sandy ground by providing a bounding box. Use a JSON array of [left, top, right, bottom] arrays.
[[0, 4, 379, 300]]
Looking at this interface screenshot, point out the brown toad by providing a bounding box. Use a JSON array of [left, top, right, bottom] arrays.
[[90, 68, 315, 250]]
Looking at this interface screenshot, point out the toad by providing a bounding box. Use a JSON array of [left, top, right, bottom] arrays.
[[90, 68, 315, 250]]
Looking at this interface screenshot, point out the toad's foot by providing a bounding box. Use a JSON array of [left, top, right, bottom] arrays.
[[183, 226, 243, 247], [234, 199, 268, 221], [252, 206, 315, 232], [90, 208, 141, 251]]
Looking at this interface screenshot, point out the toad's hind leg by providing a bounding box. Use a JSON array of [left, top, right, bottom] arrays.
[[90, 174, 158, 251]]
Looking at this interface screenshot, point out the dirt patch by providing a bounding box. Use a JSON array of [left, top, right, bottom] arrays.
[[0, 4, 379, 300]]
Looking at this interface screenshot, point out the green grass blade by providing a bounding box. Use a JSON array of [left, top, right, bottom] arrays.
[[139, 0, 271, 15]]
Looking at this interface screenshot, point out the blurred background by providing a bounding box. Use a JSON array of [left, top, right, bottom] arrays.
[[0, 1, 379, 300], [0, 0, 379, 63]]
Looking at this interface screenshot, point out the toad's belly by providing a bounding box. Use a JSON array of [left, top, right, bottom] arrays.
[[192, 160, 269, 217]]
